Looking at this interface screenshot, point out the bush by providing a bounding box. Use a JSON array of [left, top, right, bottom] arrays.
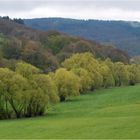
[[54, 68, 80, 101]]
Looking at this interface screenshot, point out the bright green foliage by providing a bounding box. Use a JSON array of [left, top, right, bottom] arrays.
[[0, 64, 59, 119], [54, 68, 80, 101], [62, 52, 96, 70], [127, 64, 140, 85], [31, 74, 59, 103], [99, 63, 115, 88], [114, 62, 129, 86], [104, 59, 130, 86], [0, 68, 28, 118], [62, 53, 103, 89], [23, 82, 49, 117], [62, 53, 133, 89], [104, 58, 115, 75], [92, 71, 103, 89], [0, 69, 13, 119], [15, 62, 40, 78], [6, 74, 28, 118], [71, 68, 92, 92], [17, 68, 59, 117]]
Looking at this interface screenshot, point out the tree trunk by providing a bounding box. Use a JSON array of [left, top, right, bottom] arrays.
[[60, 95, 65, 102]]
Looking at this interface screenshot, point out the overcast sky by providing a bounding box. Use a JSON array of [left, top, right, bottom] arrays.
[[0, 0, 140, 21]]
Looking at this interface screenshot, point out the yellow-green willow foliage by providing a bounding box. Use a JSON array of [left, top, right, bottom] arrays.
[[25, 74, 59, 117], [114, 62, 129, 86], [62, 53, 139, 89], [15, 62, 41, 78], [0, 62, 59, 119], [62, 53, 103, 90], [126, 64, 140, 85], [54, 68, 80, 101], [31, 74, 59, 104], [99, 63, 115, 88], [104, 58, 116, 77], [0, 68, 28, 119], [71, 68, 92, 92], [104, 59, 131, 87]]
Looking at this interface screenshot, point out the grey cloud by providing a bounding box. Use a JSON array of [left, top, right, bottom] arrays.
[[46, 0, 140, 11], [93, 0, 140, 11], [0, 0, 47, 12], [0, 0, 140, 12], [0, 0, 140, 20]]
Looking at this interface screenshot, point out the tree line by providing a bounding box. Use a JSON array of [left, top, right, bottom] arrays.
[[0, 52, 140, 119], [0, 16, 24, 24]]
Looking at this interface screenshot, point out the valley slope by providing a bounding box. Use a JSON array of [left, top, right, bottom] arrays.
[[0, 18, 129, 72], [24, 18, 140, 56]]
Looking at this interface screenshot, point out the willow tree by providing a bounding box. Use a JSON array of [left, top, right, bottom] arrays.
[[99, 63, 115, 88], [114, 62, 129, 86], [31, 74, 60, 104], [16, 62, 59, 117], [54, 68, 80, 101], [71, 68, 92, 92], [15, 62, 40, 78], [62, 53, 103, 89], [0, 68, 28, 118], [127, 64, 140, 85]]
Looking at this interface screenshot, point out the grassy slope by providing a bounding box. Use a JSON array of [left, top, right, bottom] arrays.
[[0, 85, 140, 139]]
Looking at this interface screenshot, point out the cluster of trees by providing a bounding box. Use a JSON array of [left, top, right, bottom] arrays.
[[0, 16, 24, 24], [55, 53, 140, 101], [1, 18, 140, 120], [0, 62, 59, 119], [62, 53, 140, 91], [0, 18, 130, 73], [0, 52, 140, 120], [0, 36, 58, 72], [0, 33, 129, 74]]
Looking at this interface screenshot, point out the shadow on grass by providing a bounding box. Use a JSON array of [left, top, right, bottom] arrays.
[[45, 112, 60, 118], [65, 97, 81, 103]]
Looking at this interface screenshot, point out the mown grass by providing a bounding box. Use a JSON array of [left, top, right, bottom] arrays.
[[0, 85, 140, 139]]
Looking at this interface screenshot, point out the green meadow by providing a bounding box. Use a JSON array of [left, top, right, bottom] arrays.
[[0, 85, 140, 139]]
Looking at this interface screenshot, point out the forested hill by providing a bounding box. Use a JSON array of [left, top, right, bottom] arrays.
[[24, 18, 140, 56], [0, 18, 129, 72]]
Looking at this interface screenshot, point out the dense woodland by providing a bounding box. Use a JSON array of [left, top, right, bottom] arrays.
[[0, 18, 129, 71], [25, 18, 140, 56], [0, 18, 140, 119]]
